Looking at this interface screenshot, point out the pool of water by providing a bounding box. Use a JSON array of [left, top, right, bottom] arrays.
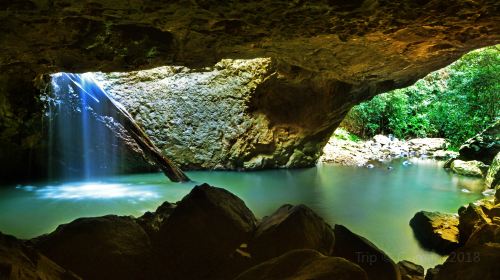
[[0, 158, 488, 269]]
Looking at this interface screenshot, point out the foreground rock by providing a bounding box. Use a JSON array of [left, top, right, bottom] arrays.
[[158, 183, 257, 280], [458, 120, 500, 165], [410, 211, 459, 254], [333, 224, 400, 280], [433, 243, 500, 280], [0, 231, 80, 280], [485, 152, 500, 189], [234, 249, 368, 280], [450, 160, 488, 178], [398, 260, 424, 280], [136, 201, 176, 240], [249, 204, 335, 261], [34, 215, 153, 280], [458, 202, 493, 244]]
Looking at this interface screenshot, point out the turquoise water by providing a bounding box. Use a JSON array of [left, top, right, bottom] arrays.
[[0, 159, 487, 268]]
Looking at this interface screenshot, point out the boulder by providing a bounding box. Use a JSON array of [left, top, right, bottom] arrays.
[[333, 224, 400, 280], [458, 203, 492, 244], [465, 223, 500, 246], [374, 135, 391, 145], [424, 265, 442, 280], [398, 260, 425, 280], [409, 211, 459, 254], [233, 249, 368, 280], [136, 201, 176, 240], [434, 243, 500, 280], [0, 231, 81, 280], [158, 183, 257, 280], [485, 152, 500, 189], [450, 160, 488, 177], [458, 120, 500, 165], [33, 215, 153, 280], [249, 204, 335, 262]]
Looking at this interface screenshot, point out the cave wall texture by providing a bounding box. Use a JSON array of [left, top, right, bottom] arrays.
[[0, 0, 499, 179]]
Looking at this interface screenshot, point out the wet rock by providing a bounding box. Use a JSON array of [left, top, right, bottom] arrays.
[[0, 231, 81, 280], [234, 249, 368, 280], [33, 215, 153, 280], [434, 243, 500, 280], [136, 201, 176, 240], [485, 152, 500, 189], [458, 120, 500, 165], [249, 204, 335, 261], [157, 183, 257, 280], [398, 260, 425, 280], [333, 224, 400, 280], [458, 203, 492, 244], [465, 223, 500, 246], [450, 160, 488, 177], [409, 211, 459, 254]]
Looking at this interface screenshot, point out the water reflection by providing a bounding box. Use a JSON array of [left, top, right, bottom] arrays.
[[19, 182, 160, 200]]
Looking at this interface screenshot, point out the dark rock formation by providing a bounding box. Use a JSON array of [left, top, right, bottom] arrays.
[[398, 260, 425, 280], [333, 224, 400, 280], [465, 223, 500, 246], [424, 265, 442, 280], [249, 204, 335, 261], [458, 120, 500, 165], [136, 201, 176, 240], [433, 243, 500, 280], [0, 231, 81, 280], [1, 0, 499, 176], [33, 215, 154, 280], [234, 249, 368, 280], [458, 202, 492, 244], [157, 183, 257, 280], [409, 211, 460, 254]]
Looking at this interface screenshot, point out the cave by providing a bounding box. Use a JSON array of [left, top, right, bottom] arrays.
[[0, 1, 499, 280]]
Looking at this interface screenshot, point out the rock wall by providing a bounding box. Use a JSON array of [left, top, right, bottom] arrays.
[[0, 0, 499, 178], [94, 59, 346, 169]]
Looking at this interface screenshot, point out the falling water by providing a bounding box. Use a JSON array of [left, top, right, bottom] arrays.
[[46, 73, 122, 180]]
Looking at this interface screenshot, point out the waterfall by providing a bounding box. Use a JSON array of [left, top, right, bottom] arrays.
[[46, 73, 121, 180]]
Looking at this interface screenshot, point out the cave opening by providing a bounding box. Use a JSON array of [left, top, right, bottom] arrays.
[[0, 1, 499, 278]]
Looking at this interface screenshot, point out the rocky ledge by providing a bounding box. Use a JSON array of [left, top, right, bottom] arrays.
[[410, 190, 500, 280], [320, 132, 455, 166]]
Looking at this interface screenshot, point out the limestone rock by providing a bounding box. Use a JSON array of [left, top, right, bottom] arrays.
[[249, 204, 335, 261], [0, 231, 81, 280], [234, 249, 368, 280], [434, 243, 500, 280], [398, 260, 425, 280], [33, 215, 153, 280], [458, 203, 492, 244], [157, 183, 257, 280], [409, 211, 459, 254], [333, 224, 400, 280], [450, 160, 488, 177], [485, 152, 500, 189], [458, 120, 500, 165], [465, 223, 500, 246]]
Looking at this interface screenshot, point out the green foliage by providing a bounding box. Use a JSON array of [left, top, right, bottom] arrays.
[[342, 45, 500, 148], [332, 128, 361, 142]]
